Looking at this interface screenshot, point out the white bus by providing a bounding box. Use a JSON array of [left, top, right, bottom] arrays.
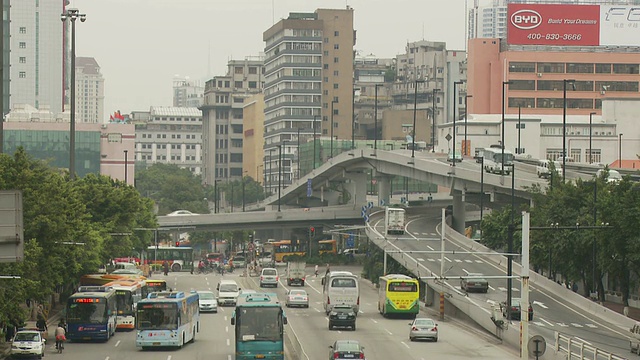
[[322, 271, 360, 315], [482, 146, 514, 175]]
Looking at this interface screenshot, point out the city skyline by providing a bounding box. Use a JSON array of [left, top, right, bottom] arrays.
[[70, 0, 467, 117]]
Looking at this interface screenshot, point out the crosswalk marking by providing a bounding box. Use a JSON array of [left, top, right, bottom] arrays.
[[498, 287, 507, 292], [557, 323, 569, 327], [540, 318, 554, 327], [532, 321, 544, 326], [417, 258, 425, 262], [454, 259, 462, 263], [512, 287, 520, 292], [428, 258, 435, 262], [571, 323, 583, 328], [464, 259, 473, 263]]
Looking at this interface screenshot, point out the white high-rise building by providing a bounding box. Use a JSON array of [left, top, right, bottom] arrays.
[[75, 57, 105, 123], [10, 0, 65, 113], [173, 76, 204, 108]]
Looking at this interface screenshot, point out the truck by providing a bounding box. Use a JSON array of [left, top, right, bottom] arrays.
[[286, 261, 306, 286], [385, 207, 406, 235]]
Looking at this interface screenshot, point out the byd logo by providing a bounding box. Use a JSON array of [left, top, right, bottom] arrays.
[[511, 9, 542, 30]]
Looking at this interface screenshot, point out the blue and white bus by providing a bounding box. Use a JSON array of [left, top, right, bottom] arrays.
[[135, 291, 200, 350], [66, 286, 118, 341], [231, 293, 287, 360]]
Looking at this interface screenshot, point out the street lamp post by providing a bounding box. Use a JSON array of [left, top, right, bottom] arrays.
[[501, 81, 512, 175], [411, 80, 422, 159], [330, 101, 337, 159], [452, 81, 464, 167], [297, 127, 301, 180], [124, 150, 128, 184], [517, 105, 522, 154], [506, 163, 516, 320], [242, 172, 246, 212], [352, 86, 356, 150], [431, 88, 441, 152], [230, 182, 234, 212], [589, 112, 596, 164], [269, 148, 274, 193], [464, 95, 472, 156], [312, 115, 317, 169], [277, 144, 283, 212], [61, 8, 86, 180], [214, 179, 222, 214], [374, 84, 383, 151], [480, 156, 484, 241], [619, 133, 623, 168], [563, 79, 576, 182]]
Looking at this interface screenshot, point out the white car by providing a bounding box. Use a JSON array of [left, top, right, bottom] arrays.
[[596, 169, 622, 183], [285, 289, 309, 308], [167, 210, 199, 216], [10, 329, 46, 359], [197, 290, 218, 313]]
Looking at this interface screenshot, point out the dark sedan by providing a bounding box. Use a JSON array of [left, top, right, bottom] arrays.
[[329, 340, 365, 360], [502, 298, 533, 321], [461, 273, 489, 293], [328, 304, 357, 331]]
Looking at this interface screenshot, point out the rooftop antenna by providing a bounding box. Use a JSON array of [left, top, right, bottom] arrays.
[[272, 0, 275, 24], [207, 41, 211, 78]]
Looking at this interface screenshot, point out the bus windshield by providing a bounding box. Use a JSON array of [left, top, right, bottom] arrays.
[[490, 152, 514, 164], [236, 307, 283, 341], [115, 290, 134, 315], [136, 303, 178, 330], [67, 301, 107, 324]]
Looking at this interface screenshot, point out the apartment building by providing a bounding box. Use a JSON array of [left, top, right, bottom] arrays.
[[353, 55, 394, 141], [173, 76, 204, 108], [262, 8, 355, 193], [134, 106, 203, 175], [200, 57, 264, 185], [75, 57, 105, 123]]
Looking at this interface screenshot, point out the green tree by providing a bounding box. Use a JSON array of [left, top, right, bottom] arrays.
[[135, 163, 209, 214]]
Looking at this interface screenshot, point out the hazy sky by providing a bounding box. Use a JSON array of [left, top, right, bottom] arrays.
[[70, 0, 469, 117]]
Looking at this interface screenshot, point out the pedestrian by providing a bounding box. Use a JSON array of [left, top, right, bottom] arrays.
[[325, 263, 331, 276], [36, 315, 47, 337], [162, 260, 169, 276], [315, 264, 319, 277]]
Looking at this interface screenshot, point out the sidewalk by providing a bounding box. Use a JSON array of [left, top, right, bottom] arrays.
[[0, 305, 64, 359], [601, 301, 640, 322]]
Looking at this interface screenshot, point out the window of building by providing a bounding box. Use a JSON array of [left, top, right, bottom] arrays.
[[537, 80, 564, 91], [235, 66, 243, 74], [249, 81, 257, 88], [536, 98, 563, 108], [333, 83, 338, 89], [333, 96, 339, 103], [567, 99, 593, 109], [234, 81, 243, 89], [508, 98, 535, 108], [334, 31, 339, 36], [19, 27, 26, 34], [333, 108, 339, 115], [595, 63, 611, 74], [566, 63, 594, 74], [324, 51, 329, 56], [595, 99, 602, 109], [324, 77, 328, 82], [613, 63, 639, 74], [333, 70, 339, 76], [508, 62, 535, 73], [19, 57, 26, 64], [225, 81, 230, 87], [323, 64, 329, 69], [324, 37, 329, 43], [509, 80, 535, 91], [586, 149, 601, 163], [334, 57, 339, 63], [19, 71, 26, 78], [322, 129, 328, 135], [537, 62, 565, 73], [248, 67, 257, 74], [595, 81, 639, 92], [334, 44, 339, 49], [19, 42, 26, 49]]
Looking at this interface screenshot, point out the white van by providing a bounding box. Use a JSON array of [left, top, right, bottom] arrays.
[[217, 279, 241, 306], [322, 271, 360, 315], [536, 159, 563, 179], [630, 323, 640, 354]]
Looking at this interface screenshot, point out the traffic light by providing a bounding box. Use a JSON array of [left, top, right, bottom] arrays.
[[175, 241, 180, 247], [249, 234, 254, 243], [309, 226, 315, 239]]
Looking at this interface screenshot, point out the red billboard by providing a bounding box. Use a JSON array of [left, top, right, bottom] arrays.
[[507, 4, 600, 46]]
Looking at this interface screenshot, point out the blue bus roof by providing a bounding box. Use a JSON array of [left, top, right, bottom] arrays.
[[138, 291, 198, 304], [236, 292, 280, 306]]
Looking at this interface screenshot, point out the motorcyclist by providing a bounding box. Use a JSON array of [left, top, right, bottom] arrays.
[[54, 322, 66, 350], [198, 259, 206, 273]]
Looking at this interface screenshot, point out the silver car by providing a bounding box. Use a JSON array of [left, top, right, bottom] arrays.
[[409, 318, 438, 342], [260, 268, 279, 287], [285, 289, 309, 308]]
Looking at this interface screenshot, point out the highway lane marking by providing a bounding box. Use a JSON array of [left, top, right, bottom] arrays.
[[454, 259, 462, 263], [586, 323, 597, 328], [571, 323, 584, 328], [532, 321, 544, 326], [228, 356, 232, 360], [227, 339, 230, 346], [557, 323, 569, 327], [105, 358, 109, 360], [385, 329, 393, 335], [488, 285, 495, 290], [114, 340, 120, 347], [371, 319, 378, 324], [417, 258, 425, 262], [475, 260, 483, 263], [464, 259, 472, 263], [401, 341, 410, 349], [224, 315, 228, 321], [512, 287, 520, 292], [574, 337, 591, 345], [444, 257, 452, 262], [540, 318, 555, 327], [427, 245, 434, 250], [498, 287, 507, 292], [427, 258, 435, 262], [226, 325, 229, 333], [533, 300, 547, 309], [306, 281, 322, 294]]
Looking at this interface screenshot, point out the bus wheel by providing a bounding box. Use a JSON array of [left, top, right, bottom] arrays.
[[282, 256, 289, 262], [172, 263, 181, 272], [189, 326, 196, 343]]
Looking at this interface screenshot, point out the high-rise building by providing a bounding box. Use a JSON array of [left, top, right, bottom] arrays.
[[9, 0, 65, 113], [353, 55, 394, 142], [75, 57, 104, 123], [173, 76, 204, 108], [262, 8, 355, 193], [200, 56, 264, 185]]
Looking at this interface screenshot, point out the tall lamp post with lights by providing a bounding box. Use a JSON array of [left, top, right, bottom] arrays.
[[501, 81, 512, 175], [124, 150, 128, 183], [619, 133, 623, 168], [411, 79, 426, 160], [464, 95, 472, 156], [431, 88, 440, 152], [277, 144, 283, 212], [374, 84, 383, 151], [330, 101, 337, 159], [452, 81, 464, 167], [61, 8, 86, 180], [562, 79, 576, 182], [589, 112, 596, 163]]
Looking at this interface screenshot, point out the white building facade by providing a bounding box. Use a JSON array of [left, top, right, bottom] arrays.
[[75, 57, 104, 123], [173, 76, 204, 108], [133, 107, 203, 175]]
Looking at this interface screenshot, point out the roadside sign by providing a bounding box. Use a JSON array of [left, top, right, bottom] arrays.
[[363, 215, 370, 223], [306, 179, 312, 197], [346, 233, 355, 248], [0, 190, 24, 263], [367, 201, 373, 209], [528, 335, 546, 358], [380, 199, 385, 206]]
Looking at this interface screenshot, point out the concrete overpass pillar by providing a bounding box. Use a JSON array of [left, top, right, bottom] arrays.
[[452, 189, 466, 234], [346, 172, 367, 207], [376, 175, 392, 206]]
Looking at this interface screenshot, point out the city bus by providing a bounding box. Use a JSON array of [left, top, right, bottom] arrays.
[[145, 279, 167, 293], [272, 239, 337, 262], [65, 286, 118, 341], [135, 291, 200, 350], [482, 146, 514, 175], [378, 274, 420, 318], [231, 293, 287, 360], [104, 279, 148, 330], [145, 246, 194, 272]]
